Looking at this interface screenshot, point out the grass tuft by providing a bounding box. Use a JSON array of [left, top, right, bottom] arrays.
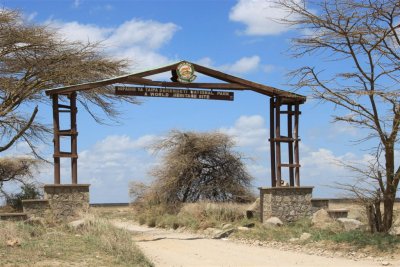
[[72, 214, 153, 266], [0, 216, 153, 266]]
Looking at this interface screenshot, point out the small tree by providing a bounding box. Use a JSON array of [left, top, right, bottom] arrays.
[[6, 183, 43, 211], [0, 9, 138, 156], [0, 157, 38, 204], [148, 130, 254, 205], [278, 0, 400, 232]]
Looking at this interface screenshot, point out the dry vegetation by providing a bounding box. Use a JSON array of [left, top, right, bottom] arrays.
[[0, 215, 153, 266], [133, 201, 252, 230], [131, 130, 254, 210]]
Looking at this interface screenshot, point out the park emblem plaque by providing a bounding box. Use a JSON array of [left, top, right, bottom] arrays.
[[176, 61, 196, 83]]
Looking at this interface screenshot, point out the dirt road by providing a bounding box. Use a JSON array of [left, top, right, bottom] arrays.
[[113, 221, 398, 267]]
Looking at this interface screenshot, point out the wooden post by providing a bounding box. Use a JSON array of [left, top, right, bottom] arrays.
[[287, 104, 294, 186], [294, 104, 300, 186], [275, 97, 282, 187], [52, 94, 61, 184], [70, 92, 78, 184], [269, 98, 276, 187]]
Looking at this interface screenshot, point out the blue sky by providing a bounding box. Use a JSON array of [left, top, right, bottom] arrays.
[[3, 0, 378, 203]]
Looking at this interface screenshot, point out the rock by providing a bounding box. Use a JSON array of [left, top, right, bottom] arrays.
[[242, 222, 255, 228], [212, 228, 235, 239], [25, 217, 45, 226], [237, 226, 250, 231], [246, 198, 260, 218], [337, 218, 364, 231], [289, 237, 299, 242], [222, 223, 233, 230], [68, 219, 85, 229], [300, 232, 312, 241], [6, 238, 21, 247], [381, 261, 390, 266], [312, 209, 335, 229], [263, 217, 283, 227], [389, 226, 400, 236]]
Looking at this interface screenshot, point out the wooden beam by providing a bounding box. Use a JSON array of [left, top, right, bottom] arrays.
[[275, 97, 282, 187], [52, 95, 61, 184], [134, 63, 181, 77], [70, 92, 78, 184], [192, 63, 306, 102], [287, 104, 294, 186], [269, 98, 276, 187], [294, 104, 300, 186], [124, 77, 248, 90], [45, 77, 128, 95]]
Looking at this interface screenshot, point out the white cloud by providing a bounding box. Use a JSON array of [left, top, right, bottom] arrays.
[[69, 135, 160, 202], [46, 18, 180, 71], [329, 122, 359, 138], [196, 57, 213, 68], [221, 55, 260, 74], [263, 64, 275, 73], [196, 56, 261, 75], [106, 19, 177, 50], [220, 115, 269, 151], [25, 12, 38, 22], [229, 0, 299, 35], [73, 0, 80, 8], [51, 21, 112, 43], [92, 134, 159, 153]]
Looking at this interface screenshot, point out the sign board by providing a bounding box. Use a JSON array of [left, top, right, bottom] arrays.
[[115, 86, 234, 101]]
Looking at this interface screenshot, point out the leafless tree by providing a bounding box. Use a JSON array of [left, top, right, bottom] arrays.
[[277, 0, 400, 232], [144, 130, 254, 206]]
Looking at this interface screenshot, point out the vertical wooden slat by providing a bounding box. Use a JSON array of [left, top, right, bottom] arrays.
[[287, 104, 294, 186], [294, 104, 300, 186], [52, 94, 61, 184], [269, 98, 276, 187], [70, 92, 78, 184], [275, 97, 282, 187]]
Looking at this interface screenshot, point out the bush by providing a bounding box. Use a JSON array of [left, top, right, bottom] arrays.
[[138, 130, 255, 207], [134, 201, 251, 231], [6, 183, 42, 211]]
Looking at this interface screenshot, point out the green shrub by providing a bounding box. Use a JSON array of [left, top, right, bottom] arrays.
[[6, 183, 42, 211], [316, 230, 400, 251]]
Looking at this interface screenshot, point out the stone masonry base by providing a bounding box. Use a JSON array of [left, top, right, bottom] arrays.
[[259, 186, 313, 223], [22, 184, 90, 223]]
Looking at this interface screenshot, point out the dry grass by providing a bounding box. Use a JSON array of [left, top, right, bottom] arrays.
[[0, 216, 153, 266], [135, 201, 253, 230]]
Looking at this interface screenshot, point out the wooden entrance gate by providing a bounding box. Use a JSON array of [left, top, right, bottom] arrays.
[[45, 60, 306, 188]]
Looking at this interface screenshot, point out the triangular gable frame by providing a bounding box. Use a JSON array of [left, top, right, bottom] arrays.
[[45, 60, 306, 104]]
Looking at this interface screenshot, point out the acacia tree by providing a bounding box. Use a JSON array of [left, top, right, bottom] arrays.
[[147, 130, 254, 205], [278, 0, 400, 232], [0, 10, 137, 192]]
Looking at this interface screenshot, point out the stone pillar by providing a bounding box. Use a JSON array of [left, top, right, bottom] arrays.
[[259, 186, 313, 222], [44, 184, 90, 222]]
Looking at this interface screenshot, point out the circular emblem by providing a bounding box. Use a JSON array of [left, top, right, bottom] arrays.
[[176, 62, 196, 83]]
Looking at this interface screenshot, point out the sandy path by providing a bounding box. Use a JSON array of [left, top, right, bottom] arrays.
[[113, 221, 395, 267]]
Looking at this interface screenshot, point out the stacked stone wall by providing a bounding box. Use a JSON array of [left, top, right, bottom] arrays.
[[260, 187, 313, 222], [44, 184, 90, 222], [22, 199, 50, 218]]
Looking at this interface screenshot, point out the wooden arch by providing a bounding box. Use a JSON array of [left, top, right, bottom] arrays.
[[45, 60, 306, 188]]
